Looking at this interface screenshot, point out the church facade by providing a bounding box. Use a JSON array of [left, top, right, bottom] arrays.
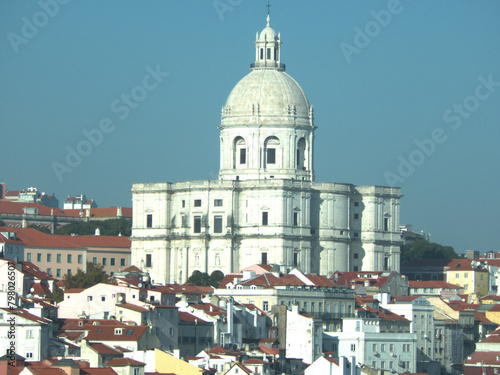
[[131, 15, 402, 285]]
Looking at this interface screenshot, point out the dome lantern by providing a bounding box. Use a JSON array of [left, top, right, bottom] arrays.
[[252, 14, 284, 71]]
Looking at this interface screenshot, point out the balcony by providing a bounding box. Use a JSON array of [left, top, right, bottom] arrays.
[[250, 62, 286, 70]]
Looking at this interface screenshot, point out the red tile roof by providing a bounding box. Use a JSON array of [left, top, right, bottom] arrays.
[[30, 282, 51, 295], [0, 201, 67, 216], [331, 271, 394, 288], [408, 281, 463, 289], [482, 295, 500, 301], [20, 261, 56, 280], [60, 318, 129, 331], [1, 308, 52, 325], [465, 351, 500, 365], [106, 358, 145, 366], [365, 306, 410, 322], [116, 303, 149, 313], [0, 227, 83, 249], [84, 325, 148, 342], [88, 343, 123, 355], [179, 311, 210, 323], [446, 259, 488, 272], [54, 234, 130, 248], [81, 369, 119, 375], [219, 274, 244, 288], [324, 357, 340, 365], [475, 311, 496, 325], [121, 265, 143, 273], [258, 344, 279, 356], [242, 358, 269, 365]]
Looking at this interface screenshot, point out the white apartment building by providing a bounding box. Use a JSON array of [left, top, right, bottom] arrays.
[[325, 316, 417, 373], [286, 305, 323, 365]]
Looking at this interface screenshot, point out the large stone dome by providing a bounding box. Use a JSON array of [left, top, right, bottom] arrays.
[[221, 69, 311, 127]]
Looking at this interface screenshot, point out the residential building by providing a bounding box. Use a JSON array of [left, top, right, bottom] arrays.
[[285, 305, 323, 364], [3, 186, 59, 208], [216, 267, 356, 319], [0, 308, 53, 361], [401, 258, 450, 282], [324, 304, 417, 374], [130, 14, 403, 285], [445, 259, 489, 297], [1, 227, 131, 277], [381, 295, 439, 375], [305, 356, 360, 375], [331, 271, 409, 296], [64, 195, 97, 209], [408, 280, 464, 297]]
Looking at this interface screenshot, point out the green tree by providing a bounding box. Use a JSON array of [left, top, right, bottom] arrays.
[[63, 262, 115, 289], [187, 270, 211, 286], [187, 270, 225, 288], [46, 285, 64, 303], [55, 218, 131, 236], [27, 224, 51, 234], [209, 270, 225, 288], [401, 239, 458, 264]]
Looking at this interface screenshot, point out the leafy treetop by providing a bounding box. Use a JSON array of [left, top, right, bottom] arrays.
[[401, 239, 459, 264], [187, 270, 225, 288]]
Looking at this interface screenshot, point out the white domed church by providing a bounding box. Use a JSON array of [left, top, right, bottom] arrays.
[[131, 15, 402, 285]]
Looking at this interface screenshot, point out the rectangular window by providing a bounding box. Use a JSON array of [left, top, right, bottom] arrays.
[[102, 258, 107, 266], [214, 199, 223, 207], [260, 48, 263, 59], [354, 213, 359, 219], [146, 254, 152, 268], [354, 201, 359, 207], [27, 253, 32, 262], [353, 253, 359, 259], [78, 254, 83, 264], [194, 216, 202, 233], [384, 218, 389, 231], [390, 344, 394, 352], [67, 254, 72, 263], [37, 253, 42, 262], [351, 344, 356, 352], [353, 266, 359, 271], [456, 273, 460, 278], [373, 344, 377, 352], [262, 212, 268, 226], [267, 148, 276, 164], [381, 344, 386, 352], [261, 252, 268, 265], [293, 252, 299, 267], [146, 214, 153, 228], [47, 268, 52, 275], [47, 254, 52, 262], [120, 258, 126, 267], [267, 48, 271, 59], [182, 200, 185, 208], [214, 215, 223, 233], [240, 148, 246, 164], [110, 258, 115, 266], [194, 199, 202, 207], [293, 212, 298, 226], [93, 257, 97, 265], [263, 301, 269, 311], [464, 273, 468, 278], [56, 254, 61, 263], [67, 269, 72, 275], [56, 269, 61, 277]]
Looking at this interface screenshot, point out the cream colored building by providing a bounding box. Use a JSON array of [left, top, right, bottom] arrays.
[[131, 15, 402, 285]]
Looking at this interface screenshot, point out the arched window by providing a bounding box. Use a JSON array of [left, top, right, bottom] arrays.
[[233, 137, 246, 168], [264, 136, 280, 167], [297, 138, 306, 170]]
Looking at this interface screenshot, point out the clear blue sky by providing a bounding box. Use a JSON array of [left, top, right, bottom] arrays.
[[1, 1, 499, 254]]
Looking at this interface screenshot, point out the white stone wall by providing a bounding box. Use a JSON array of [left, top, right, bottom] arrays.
[[131, 180, 402, 284]]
